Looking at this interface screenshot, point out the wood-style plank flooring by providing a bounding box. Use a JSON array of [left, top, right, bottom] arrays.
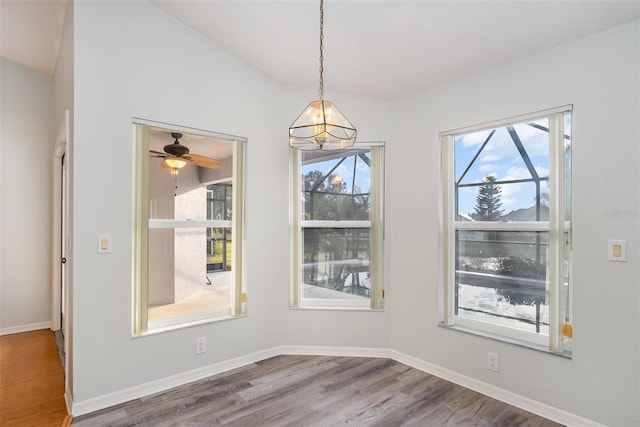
[[72, 355, 561, 426], [0, 329, 69, 426]]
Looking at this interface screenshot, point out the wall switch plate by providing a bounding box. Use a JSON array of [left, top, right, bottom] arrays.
[[97, 235, 112, 254], [196, 337, 206, 355], [608, 239, 626, 262]]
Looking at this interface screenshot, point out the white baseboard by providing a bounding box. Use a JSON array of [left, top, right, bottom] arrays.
[[0, 321, 52, 336], [64, 384, 73, 415], [70, 345, 603, 427], [276, 344, 393, 359], [71, 346, 280, 416], [388, 350, 605, 427]]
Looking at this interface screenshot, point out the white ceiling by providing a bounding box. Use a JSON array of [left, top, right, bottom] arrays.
[[0, 0, 68, 76], [2, 0, 639, 100]]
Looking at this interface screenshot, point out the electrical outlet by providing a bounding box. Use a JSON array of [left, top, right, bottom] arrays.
[[487, 352, 499, 372], [195, 337, 206, 355]]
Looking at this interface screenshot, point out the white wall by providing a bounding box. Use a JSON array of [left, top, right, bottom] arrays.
[[387, 20, 639, 426], [0, 58, 54, 333], [70, 0, 391, 404]]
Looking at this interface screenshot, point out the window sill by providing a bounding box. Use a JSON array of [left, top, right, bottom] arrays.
[[134, 313, 247, 337], [290, 306, 384, 313], [438, 322, 572, 359]]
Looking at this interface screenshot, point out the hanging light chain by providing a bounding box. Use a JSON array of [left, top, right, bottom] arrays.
[[318, 0, 324, 100], [289, 0, 356, 150]]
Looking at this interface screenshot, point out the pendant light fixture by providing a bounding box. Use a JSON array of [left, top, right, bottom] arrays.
[[289, 0, 357, 151]]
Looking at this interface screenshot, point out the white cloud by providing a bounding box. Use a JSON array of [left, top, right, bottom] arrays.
[[479, 153, 503, 163], [477, 163, 497, 174], [502, 165, 549, 181], [458, 129, 493, 148], [502, 166, 529, 180], [501, 197, 518, 208], [511, 121, 550, 157]]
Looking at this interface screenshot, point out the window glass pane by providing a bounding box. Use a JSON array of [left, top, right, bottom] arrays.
[[457, 181, 551, 221], [456, 230, 549, 335], [454, 122, 550, 221], [455, 127, 523, 185], [207, 227, 232, 272], [207, 183, 233, 220], [302, 228, 371, 301], [301, 150, 371, 221], [147, 227, 231, 322], [149, 167, 210, 221]]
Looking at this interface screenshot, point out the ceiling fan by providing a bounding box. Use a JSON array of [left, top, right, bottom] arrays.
[[150, 132, 220, 175]]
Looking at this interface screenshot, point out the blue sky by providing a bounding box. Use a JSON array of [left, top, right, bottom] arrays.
[[298, 114, 570, 217], [454, 119, 554, 216], [301, 152, 371, 194]]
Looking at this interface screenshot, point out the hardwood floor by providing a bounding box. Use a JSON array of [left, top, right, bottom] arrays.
[[0, 329, 69, 427], [72, 355, 561, 426], [0, 332, 560, 426]]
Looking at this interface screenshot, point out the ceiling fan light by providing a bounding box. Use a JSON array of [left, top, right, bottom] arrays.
[[164, 157, 187, 169]]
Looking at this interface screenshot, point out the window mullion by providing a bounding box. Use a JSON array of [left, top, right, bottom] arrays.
[[548, 112, 565, 352], [149, 219, 231, 228], [231, 140, 245, 316], [290, 148, 302, 308], [133, 124, 150, 335], [441, 135, 456, 325], [369, 146, 383, 309], [301, 220, 371, 228], [455, 221, 549, 231]]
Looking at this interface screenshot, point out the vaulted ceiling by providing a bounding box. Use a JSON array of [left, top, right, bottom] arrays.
[[2, 0, 639, 100]]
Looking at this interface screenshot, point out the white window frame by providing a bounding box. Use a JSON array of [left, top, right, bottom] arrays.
[[440, 106, 572, 353], [290, 142, 385, 310], [132, 119, 246, 336]]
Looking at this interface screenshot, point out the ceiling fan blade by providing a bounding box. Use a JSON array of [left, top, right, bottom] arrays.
[[150, 150, 166, 156], [184, 154, 220, 169]]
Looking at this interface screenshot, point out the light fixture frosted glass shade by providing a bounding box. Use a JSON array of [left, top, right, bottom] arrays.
[[164, 157, 188, 169], [289, 100, 357, 150]]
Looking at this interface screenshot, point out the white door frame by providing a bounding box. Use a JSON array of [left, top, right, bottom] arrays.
[[51, 111, 69, 342]]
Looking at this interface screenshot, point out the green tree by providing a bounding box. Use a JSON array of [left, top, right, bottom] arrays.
[[303, 167, 370, 289], [472, 176, 504, 221], [303, 169, 369, 221], [304, 170, 347, 220]]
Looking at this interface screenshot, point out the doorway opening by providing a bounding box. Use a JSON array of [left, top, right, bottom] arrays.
[[51, 110, 69, 374]]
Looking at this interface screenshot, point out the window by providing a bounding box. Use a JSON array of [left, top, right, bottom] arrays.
[[290, 143, 384, 310], [207, 183, 232, 273], [132, 120, 245, 335], [440, 106, 572, 353]]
